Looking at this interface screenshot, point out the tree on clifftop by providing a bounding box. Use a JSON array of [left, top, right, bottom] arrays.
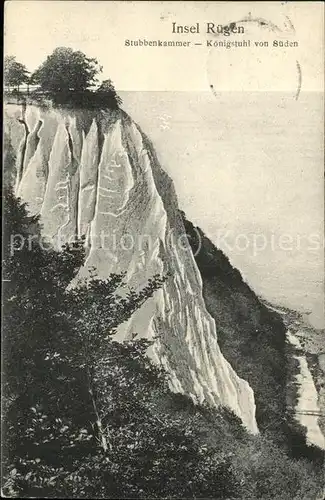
[[96, 79, 123, 108], [4, 56, 30, 92], [32, 47, 102, 93]]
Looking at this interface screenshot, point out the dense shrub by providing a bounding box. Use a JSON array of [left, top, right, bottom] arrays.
[[2, 191, 324, 499]]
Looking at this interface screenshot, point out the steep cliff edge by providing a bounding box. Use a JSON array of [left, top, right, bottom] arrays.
[[4, 103, 258, 434], [182, 217, 289, 436]]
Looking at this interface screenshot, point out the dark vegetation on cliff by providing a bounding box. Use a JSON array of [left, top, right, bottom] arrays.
[[182, 213, 325, 465], [182, 214, 287, 431], [2, 189, 323, 499], [4, 48, 122, 110]]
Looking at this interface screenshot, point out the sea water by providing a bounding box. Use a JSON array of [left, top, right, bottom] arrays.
[[121, 91, 324, 329]]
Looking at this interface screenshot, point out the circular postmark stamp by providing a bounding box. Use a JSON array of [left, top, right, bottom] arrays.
[[206, 12, 301, 99]]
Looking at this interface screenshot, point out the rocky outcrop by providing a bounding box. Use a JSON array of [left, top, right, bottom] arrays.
[[4, 103, 258, 434]]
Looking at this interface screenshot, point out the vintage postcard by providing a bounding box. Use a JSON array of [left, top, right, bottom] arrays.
[[2, 1, 324, 498]]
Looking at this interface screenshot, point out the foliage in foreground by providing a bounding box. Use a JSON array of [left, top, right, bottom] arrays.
[[2, 189, 324, 499]]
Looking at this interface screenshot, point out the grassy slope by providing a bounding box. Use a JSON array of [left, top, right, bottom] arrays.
[[182, 213, 287, 434], [182, 213, 325, 469]]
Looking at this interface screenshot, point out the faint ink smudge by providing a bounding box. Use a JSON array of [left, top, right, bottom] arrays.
[[295, 61, 302, 100]]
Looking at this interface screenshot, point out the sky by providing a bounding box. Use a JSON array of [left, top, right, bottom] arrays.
[[4, 1, 324, 92]]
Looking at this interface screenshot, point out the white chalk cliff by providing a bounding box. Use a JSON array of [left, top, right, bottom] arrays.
[[4, 103, 258, 434]]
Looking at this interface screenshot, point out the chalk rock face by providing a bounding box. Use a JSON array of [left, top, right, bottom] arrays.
[[4, 103, 258, 434]]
